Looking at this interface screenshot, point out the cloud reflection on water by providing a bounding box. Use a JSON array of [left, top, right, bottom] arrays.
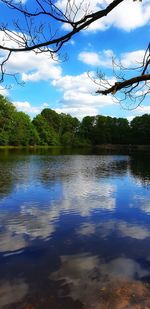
[[0, 279, 28, 308], [0, 176, 116, 254], [130, 195, 150, 215], [50, 254, 150, 308], [78, 220, 150, 240]]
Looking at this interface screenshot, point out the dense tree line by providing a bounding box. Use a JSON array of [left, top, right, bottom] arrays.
[[0, 95, 150, 146]]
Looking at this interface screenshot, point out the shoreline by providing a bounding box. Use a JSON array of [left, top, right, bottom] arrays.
[[0, 144, 150, 150]]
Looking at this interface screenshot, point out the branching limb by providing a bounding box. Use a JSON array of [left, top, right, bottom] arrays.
[[0, 0, 149, 108], [0, 0, 124, 53], [97, 74, 150, 95]]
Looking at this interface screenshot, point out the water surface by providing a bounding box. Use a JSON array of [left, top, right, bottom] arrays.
[[0, 149, 150, 308]]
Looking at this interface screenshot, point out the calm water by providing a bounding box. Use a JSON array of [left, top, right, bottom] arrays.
[[0, 149, 150, 308]]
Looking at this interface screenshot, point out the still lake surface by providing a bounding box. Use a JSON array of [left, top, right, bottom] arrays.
[[0, 148, 150, 308]]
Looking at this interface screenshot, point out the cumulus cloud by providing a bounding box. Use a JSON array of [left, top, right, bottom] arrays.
[[78, 52, 103, 66], [52, 72, 115, 119], [9, 52, 61, 82], [56, 0, 150, 32], [106, 0, 150, 32], [121, 50, 145, 67], [0, 31, 62, 83], [0, 30, 28, 51], [13, 101, 50, 117], [78, 49, 145, 68], [78, 50, 114, 67]]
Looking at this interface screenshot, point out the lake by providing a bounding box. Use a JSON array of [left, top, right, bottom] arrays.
[[0, 148, 150, 308]]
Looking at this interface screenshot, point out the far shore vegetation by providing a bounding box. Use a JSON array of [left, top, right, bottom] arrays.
[[0, 94, 150, 147]]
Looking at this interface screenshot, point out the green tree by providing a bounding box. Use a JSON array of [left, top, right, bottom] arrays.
[[0, 95, 16, 145], [131, 114, 150, 145], [80, 116, 95, 143], [60, 113, 80, 145], [10, 112, 39, 146], [110, 117, 130, 144], [41, 109, 61, 132], [33, 113, 60, 145], [93, 116, 108, 144]]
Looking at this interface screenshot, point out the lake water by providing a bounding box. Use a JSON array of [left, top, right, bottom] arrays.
[[0, 149, 150, 308]]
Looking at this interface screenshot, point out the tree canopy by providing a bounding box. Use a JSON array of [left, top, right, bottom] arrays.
[[0, 94, 150, 146], [0, 0, 149, 104]]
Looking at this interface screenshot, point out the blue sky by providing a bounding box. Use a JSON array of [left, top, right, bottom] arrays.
[[0, 0, 150, 120]]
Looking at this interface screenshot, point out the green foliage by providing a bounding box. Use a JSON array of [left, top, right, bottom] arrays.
[[0, 95, 16, 145], [10, 112, 39, 146], [33, 113, 60, 145], [33, 110, 80, 146], [61, 132, 74, 146], [41, 108, 61, 132], [131, 114, 150, 144], [0, 131, 9, 146], [0, 95, 39, 146], [60, 113, 80, 146], [80, 115, 130, 145], [0, 94, 150, 147]]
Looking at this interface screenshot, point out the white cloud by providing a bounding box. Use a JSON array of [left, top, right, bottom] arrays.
[[0, 30, 28, 51], [78, 49, 145, 69], [56, 0, 150, 32], [78, 52, 102, 66], [78, 50, 114, 67], [107, 0, 150, 32], [0, 30, 62, 83], [121, 50, 145, 67], [13, 101, 50, 117], [11, 52, 61, 82], [0, 85, 9, 96], [55, 106, 98, 119], [52, 72, 115, 119], [136, 105, 150, 115]]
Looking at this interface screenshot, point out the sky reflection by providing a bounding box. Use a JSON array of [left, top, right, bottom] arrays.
[[50, 254, 150, 308], [0, 279, 28, 308], [0, 152, 150, 308]]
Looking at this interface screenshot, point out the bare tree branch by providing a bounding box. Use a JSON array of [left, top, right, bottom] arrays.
[[0, 0, 124, 52], [0, 0, 149, 107], [97, 75, 150, 95], [95, 44, 150, 106]]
